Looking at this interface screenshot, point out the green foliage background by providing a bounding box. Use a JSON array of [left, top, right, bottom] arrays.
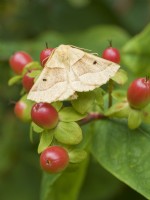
[[0, 0, 150, 200]]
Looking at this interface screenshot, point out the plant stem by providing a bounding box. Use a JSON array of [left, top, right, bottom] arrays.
[[108, 79, 114, 108], [79, 112, 105, 126]]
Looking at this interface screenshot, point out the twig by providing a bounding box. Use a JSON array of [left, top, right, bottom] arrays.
[[78, 112, 106, 126]]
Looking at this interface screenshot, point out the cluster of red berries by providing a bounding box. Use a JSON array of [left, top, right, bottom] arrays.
[[9, 43, 150, 173], [9, 47, 69, 173], [102, 45, 150, 109]]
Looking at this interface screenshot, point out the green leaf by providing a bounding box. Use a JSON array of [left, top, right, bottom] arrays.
[[142, 104, 150, 124], [40, 172, 61, 200], [30, 122, 44, 144], [69, 149, 88, 163], [54, 121, 83, 145], [111, 69, 128, 85], [31, 122, 44, 133], [28, 70, 41, 79], [122, 23, 150, 75], [22, 61, 42, 75], [74, 122, 95, 151], [128, 109, 142, 129], [71, 92, 95, 114], [112, 89, 127, 101], [78, 158, 123, 200], [105, 101, 130, 118], [93, 88, 104, 108], [59, 107, 87, 122], [91, 119, 150, 199], [38, 130, 54, 153], [51, 101, 63, 112], [18, 94, 35, 122], [41, 159, 88, 200], [8, 75, 22, 86], [54, 160, 88, 200], [73, 25, 130, 52]]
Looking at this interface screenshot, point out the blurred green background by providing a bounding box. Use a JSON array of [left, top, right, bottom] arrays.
[[0, 0, 150, 199]]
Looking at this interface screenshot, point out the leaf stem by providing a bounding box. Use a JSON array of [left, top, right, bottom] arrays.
[[79, 112, 105, 126]]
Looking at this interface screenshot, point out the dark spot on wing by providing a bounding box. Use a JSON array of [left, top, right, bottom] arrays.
[[43, 78, 47, 81], [93, 61, 97, 65]]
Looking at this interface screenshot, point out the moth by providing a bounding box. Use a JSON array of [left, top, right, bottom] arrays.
[[27, 44, 120, 103]]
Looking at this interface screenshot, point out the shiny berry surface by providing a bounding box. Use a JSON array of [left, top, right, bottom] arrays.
[[22, 70, 34, 92], [31, 102, 59, 129], [40, 146, 69, 173], [14, 101, 27, 120], [127, 77, 150, 109], [9, 51, 33, 74], [14, 99, 33, 122], [102, 47, 120, 64]]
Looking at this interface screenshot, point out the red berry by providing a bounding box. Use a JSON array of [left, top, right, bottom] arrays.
[[9, 51, 33, 74], [40, 48, 54, 67], [40, 146, 69, 173], [14, 97, 34, 122], [22, 70, 35, 92], [14, 101, 27, 120], [31, 102, 59, 129], [127, 77, 150, 109], [102, 47, 120, 64]]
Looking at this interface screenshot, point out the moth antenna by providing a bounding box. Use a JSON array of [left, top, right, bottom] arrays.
[[91, 52, 99, 56], [70, 44, 99, 55], [70, 44, 92, 52]]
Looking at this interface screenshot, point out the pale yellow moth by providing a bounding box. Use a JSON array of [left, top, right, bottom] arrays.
[[27, 44, 120, 103]]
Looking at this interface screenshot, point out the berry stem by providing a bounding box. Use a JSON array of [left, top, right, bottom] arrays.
[[146, 75, 150, 82], [108, 79, 114, 108], [45, 42, 48, 49], [108, 39, 112, 47], [79, 112, 105, 125]]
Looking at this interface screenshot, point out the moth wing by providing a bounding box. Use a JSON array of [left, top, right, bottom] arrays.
[[68, 51, 120, 92], [27, 67, 75, 103], [27, 44, 120, 103], [68, 45, 85, 66]]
